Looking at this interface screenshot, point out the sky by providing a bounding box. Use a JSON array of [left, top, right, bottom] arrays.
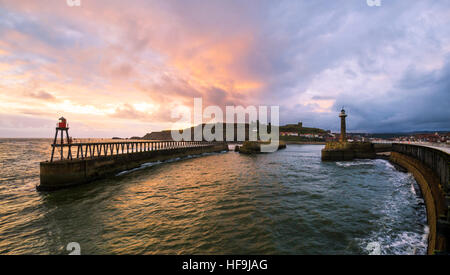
[[0, 0, 449, 138]]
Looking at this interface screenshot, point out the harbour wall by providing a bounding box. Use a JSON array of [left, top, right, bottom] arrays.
[[321, 142, 392, 161], [39, 143, 228, 191], [389, 144, 449, 254]]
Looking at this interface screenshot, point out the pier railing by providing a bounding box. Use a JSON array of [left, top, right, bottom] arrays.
[[372, 140, 450, 149], [50, 140, 220, 162]]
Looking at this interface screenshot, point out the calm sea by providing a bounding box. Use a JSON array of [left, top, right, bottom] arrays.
[[0, 139, 427, 254]]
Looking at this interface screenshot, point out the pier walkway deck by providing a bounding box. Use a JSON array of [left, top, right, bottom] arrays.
[[50, 140, 218, 162], [40, 140, 228, 191]]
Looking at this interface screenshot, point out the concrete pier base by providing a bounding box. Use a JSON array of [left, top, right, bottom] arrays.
[[321, 142, 393, 161], [38, 143, 228, 191], [321, 142, 375, 161]]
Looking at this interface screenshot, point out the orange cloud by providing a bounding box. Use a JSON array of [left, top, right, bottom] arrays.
[[0, 0, 272, 137]]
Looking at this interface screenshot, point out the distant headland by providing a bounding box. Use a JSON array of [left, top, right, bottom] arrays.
[[118, 122, 449, 144]]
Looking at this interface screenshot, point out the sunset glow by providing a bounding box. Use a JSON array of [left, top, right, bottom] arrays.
[[1, 0, 449, 137]]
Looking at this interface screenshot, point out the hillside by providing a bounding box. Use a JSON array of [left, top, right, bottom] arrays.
[[140, 121, 329, 141], [280, 122, 328, 134]]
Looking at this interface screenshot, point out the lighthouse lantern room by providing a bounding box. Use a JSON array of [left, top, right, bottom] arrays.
[[57, 117, 68, 129]]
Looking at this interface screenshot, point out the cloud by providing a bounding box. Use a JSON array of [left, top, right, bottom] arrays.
[[111, 103, 152, 121], [25, 90, 56, 101], [0, 0, 449, 137], [333, 57, 450, 132]]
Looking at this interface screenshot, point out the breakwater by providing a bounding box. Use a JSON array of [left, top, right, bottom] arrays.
[[321, 142, 392, 161], [389, 143, 449, 254], [236, 140, 287, 154], [39, 141, 228, 191]]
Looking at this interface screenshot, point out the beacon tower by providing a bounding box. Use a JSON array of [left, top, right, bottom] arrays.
[[339, 108, 347, 142]]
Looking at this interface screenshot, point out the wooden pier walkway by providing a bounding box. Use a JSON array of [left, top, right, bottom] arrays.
[[41, 140, 228, 190], [51, 140, 218, 162]]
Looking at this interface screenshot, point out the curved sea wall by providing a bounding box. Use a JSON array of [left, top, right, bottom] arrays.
[[389, 144, 449, 254]]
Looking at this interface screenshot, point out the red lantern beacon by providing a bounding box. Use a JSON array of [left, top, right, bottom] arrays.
[[58, 117, 68, 129], [50, 117, 72, 161]]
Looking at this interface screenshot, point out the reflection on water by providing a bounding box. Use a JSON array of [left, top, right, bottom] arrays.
[[0, 139, 427, 254]]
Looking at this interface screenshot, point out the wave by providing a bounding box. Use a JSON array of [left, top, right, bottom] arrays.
[[361, 228, 428, 255], [115, 150, 228, 176], [335, 160, 376, 167]]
